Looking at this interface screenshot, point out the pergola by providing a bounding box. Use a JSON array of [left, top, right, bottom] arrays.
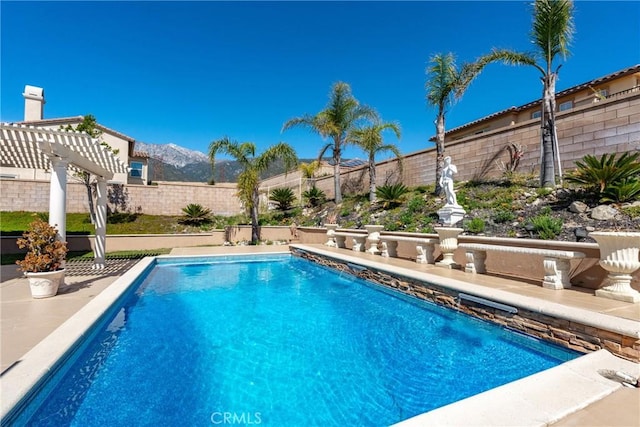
[[0, 123, 129, 268]]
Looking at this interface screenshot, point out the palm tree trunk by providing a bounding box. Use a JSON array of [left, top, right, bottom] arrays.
[[369, 154, 377, 202], [540, 73, 557, 187], [250, 188, 260, 244], [333, 140, 342, 204], [434, 111, 446, 195]]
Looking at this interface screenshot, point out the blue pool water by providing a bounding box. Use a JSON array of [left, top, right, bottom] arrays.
[[18, 254, 578, 426]]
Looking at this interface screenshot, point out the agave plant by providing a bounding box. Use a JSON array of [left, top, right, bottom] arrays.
[[270, 187, 296, 211], [566, 152, 640, 201], [180, 203, 212, 226], [375, 183, 409, 209]]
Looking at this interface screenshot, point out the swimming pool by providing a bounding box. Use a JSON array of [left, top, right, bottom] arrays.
[[11, 254, 579, 426]]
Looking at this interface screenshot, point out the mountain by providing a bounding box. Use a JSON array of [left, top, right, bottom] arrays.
[[137, 142, 322, 183], [135, 142, 209, 168]]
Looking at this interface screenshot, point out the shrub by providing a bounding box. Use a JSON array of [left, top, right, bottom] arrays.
[[406, 195, 426, 213], [376, 184, 409, 209], [270, 187, 296, 211], [492, 209, 515, 224], [529, 214, 563, 240], [107, 212, 138, 224], [302, 186, 326, 207], [565, 152, 640, 201], [621, 205, 640, 219], [601, 179, 640, 203], [16, 219, 68, 272], [179, 203, 212, 226], [465, 218, 486, 234]]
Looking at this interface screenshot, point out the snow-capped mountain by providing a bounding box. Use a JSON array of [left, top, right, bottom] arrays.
[[135, 142, 209, 168]]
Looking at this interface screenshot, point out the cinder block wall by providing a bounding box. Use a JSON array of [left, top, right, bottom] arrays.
[[1, 92, 637, 214], [311, 92, 640, 199], [0, 180, 242, 216]]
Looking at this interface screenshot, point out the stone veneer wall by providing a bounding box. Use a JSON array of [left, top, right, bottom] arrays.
[[291, 247, 640, 363]]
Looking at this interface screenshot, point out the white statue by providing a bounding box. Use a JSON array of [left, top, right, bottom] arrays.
[[439, 156, 458, 206]]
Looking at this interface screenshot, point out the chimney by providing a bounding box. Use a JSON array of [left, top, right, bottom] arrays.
[[23, 85, 45, 121]]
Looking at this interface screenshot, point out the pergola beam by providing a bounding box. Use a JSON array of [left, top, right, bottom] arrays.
[[1, 123, 128, 269]]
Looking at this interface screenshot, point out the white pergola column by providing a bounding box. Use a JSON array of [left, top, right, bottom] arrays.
[[48, 156, 68, 240], [94, 177, 108, 269]]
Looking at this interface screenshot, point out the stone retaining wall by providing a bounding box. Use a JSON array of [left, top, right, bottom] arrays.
[[292, 248, 639, 363]]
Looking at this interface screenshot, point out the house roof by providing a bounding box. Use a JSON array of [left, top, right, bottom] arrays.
[[16, 116, 137, 143], [432, 64, 640, 140]]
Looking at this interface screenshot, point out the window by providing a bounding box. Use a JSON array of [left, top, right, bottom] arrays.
[[130, 161, 143, 178], [531, 110, 541, 119], [558, 100, 573, 111]]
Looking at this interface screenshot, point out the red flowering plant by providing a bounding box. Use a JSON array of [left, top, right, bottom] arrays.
[[16, 219, 68, 273]]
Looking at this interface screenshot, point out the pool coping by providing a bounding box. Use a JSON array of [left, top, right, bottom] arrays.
[[1, 249, 637, 426]]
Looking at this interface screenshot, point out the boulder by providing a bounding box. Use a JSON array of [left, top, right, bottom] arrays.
[[569, 201, 589, 213], [591, 205, 618, 221]]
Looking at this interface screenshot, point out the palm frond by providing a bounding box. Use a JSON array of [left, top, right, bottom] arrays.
[[425, 52, 457, 110], [532, 0, 575, 66], [255, 142, 298, 174]]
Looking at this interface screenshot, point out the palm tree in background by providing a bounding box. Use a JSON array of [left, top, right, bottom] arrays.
[[426, 52, 506, 195], [491, 0, 575, 187], [282, 82, 377, 204], [348, 119, 402, 202], [209, 137, 298, 244], [299, 160, 320, 190]]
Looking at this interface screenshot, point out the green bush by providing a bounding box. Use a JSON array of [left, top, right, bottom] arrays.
[[601, 179, 640, 203], [529, 214, 563, 240], [270, 187, 296, 211], [465, 218, 486, 234], [107, 212, 139, 224], [492, 209, 515, 224], [179, 204, 212, 226], [376, 184, 409, 209], [621, 205, 640, 219], [302, 186, 326, 207], [406, 195, 426, 213], [566, 152, 640, 201]]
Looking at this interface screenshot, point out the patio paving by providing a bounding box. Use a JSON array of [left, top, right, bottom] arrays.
[[1, 244, 637, 426]]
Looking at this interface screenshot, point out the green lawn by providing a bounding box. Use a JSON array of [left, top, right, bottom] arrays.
[[0, 211, 219, 235]]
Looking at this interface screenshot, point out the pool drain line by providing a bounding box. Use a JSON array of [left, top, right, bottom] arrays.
[[458, 293, 518, 314]]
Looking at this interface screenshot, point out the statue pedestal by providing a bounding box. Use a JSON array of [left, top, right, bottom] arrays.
[[437, 205, 466, 227]]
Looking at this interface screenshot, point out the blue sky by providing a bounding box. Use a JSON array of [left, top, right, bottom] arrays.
[[1, 1, 638, 161]]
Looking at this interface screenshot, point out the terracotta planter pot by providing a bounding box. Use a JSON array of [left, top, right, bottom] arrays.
[[25, 269, 65, 299]]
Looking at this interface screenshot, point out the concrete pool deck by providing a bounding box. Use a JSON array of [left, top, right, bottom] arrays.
[[1, 244, 638, 426]]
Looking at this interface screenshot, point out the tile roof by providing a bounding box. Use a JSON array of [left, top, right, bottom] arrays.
[[433, 64, 640, 140]]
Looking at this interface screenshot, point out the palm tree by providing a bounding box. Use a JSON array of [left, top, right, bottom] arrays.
[[347, 119, 402, 202], [299, 160, 320, 190], [426, 52, 505, 195], [209, 137, 298, 244], [282, 82, 377, 204], [491, 0, 575, 187]]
